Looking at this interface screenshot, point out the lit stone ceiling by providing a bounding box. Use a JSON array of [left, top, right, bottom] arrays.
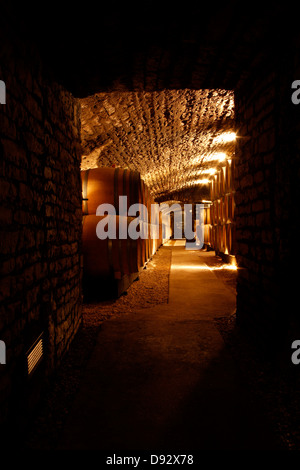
[[80, 89, 235, 202]]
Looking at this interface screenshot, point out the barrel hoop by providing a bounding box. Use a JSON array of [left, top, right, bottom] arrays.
[[82, 169, 90, 215]]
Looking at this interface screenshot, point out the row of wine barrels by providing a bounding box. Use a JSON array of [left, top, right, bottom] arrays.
[[210, 160, 234, 201], [210, 194, 235, 225], [207, 223, 236, 255], [83, 214, 165, 279], [204, 225, 211, 246], [81, 167, 142, 215], [225, 223, 236, 254], [81, 168, 169, 299], [81, 166, 164, 226], [203, 207, 211, 225]]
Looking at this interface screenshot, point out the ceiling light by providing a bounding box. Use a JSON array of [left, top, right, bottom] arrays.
[[201, 168, 217, 175], [193, 178, 210, 185], [213, 132, 236, 143], [204, 152, 226, 162]]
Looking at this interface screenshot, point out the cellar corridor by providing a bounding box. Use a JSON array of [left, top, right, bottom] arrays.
[[58, 245, 280, 450], [1, 2, 300, 452]]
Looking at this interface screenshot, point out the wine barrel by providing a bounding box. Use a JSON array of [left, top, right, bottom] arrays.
[[211, 203, 216, 226], [228, 193, 235, 221], [204, 225, 210, 245], [220, 196, 225, 224], [204, 207, 211, 225], [214, 200, 218, 225], [225, 160, 231, 192], [81, 167, 142, 215], [221, 167, 226, 195], [214, 225, 218, 250], [224, 194, 229, 223], [218, 199, 222, 224], [134, 179, 146, 267], [221, 225, 226, 253], [210, 179, 216, 201], [216, 224, 225, 253], [226, 223, 232, 253], [215, 173, 219, 199], [158, 211, 163, 247], [82, 215, 142, 280]]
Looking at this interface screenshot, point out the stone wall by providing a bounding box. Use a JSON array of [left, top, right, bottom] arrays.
[[0, 36, 83, 428], [234, 40, 300, 350]]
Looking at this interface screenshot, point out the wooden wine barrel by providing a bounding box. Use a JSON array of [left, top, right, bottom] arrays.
[[211, 225, 216, 250], [221, 225, 227, 253], [81, 167, 142, 215], [228, 193, 235, 221], [215, 173, 219, 199], [138, 179, 147, 266], [210, 204, 214, 226], [213, 202, 217, 225], [203, 206, 211, 225], [226, 223, 232, 253], [225, 160, 231, 192], [220, 196, 225, 224], [214, 200, 218, 225], [82, 215, 142, 281], [158, 211, 163, 247], [218, 199, 222, 224], [224, 194, 229, 223], [145, 185, 155, 260], [143, 185, 149, 261], [221, 167, 226, 195], [204, 225, 210, 245], [209, 225, 213, 247], [210, 180, 215, 201]]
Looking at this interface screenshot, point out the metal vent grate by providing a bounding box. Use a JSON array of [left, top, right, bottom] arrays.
[[26, 333, 43, 377]]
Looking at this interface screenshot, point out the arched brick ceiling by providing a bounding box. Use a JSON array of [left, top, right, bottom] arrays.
[[80, 88, 235, 201]]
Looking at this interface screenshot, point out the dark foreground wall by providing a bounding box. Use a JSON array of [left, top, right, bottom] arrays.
[[234, 34, 300, 351], [0, 26, 83, 428]]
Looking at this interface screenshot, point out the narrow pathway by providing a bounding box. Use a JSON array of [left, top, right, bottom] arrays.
[[59, 245, 280, 450]]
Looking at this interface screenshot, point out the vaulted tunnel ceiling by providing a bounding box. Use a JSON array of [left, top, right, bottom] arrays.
[[80, 88, 235, 202]]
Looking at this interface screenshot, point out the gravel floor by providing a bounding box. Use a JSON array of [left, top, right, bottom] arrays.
[[83, 245, 172, 327]]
